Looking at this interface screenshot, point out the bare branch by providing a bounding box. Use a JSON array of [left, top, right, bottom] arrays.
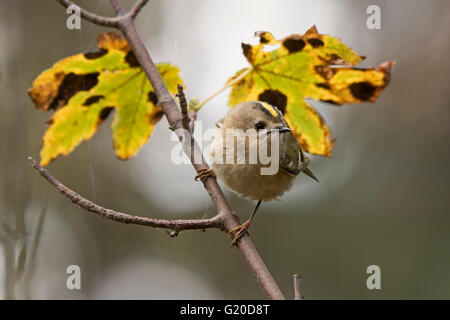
[[128, 0, 149, 19], [176, 84, 190, 131], [293, 274, 304, 300], [58, 0, 148, 26], [58, 0, 122, 27], [27, 157, 223, 232], [110, 0, 126, 16]]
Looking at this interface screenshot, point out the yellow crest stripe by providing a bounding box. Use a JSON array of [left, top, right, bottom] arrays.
[[260, 102, 279, 118]]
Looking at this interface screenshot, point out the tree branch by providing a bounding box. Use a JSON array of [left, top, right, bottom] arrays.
[[293, 274, 304, 300], [58, 0, 149, 27], [176, 84, 191, 132], [128, 0, 149, 19], [110, 0, 126, 16], [58, 0, 122, 27], [28, 157, 222, 232], [48, 0, 286, 300]]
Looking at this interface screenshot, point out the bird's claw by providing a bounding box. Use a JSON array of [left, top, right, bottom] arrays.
[[228, 220, 251, 248], [194, 168, 216, 182]]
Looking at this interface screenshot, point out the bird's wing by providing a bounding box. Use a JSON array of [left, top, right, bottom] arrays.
[[279, 131, 303, 176]]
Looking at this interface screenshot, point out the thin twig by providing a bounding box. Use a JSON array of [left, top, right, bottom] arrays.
[[195, 68, 251, 111], [28, 157, 223, 233], [110, 0, 126, 16], [58, 0, 122, 27], [128, 0, 149, 19], [293, 274, 304, 300], [176, 84, 190, 131], [58, 0, 148, 27]]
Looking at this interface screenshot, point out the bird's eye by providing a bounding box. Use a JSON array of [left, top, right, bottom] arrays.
[[255, 121, 266, 130]]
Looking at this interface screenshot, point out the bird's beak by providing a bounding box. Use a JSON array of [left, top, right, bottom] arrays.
[[273, 126, 291, 133], [302, 168, 319, 183]]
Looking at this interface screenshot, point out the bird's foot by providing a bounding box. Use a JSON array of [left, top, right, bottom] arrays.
[[194, 168, 216, 182], [228, 220, 251, 248]]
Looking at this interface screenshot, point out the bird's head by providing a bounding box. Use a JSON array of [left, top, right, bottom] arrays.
[[222, 101, 291, 134]]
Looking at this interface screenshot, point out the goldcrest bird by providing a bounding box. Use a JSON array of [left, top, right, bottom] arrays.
[[199, 101, 318, 246]]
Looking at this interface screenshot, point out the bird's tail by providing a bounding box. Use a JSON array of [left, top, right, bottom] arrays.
[[302, 167, 319, 183]]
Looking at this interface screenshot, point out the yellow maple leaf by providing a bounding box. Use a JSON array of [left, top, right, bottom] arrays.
[[28, 32, 183, 166], [227, 26, 393, 156]]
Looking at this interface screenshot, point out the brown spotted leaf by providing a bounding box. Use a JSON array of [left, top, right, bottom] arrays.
[[228, 26, 393, 156], [28, 32, 183, 166]]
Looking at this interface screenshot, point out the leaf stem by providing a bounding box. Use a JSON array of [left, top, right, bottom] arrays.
[[195, 68, 251, 111]]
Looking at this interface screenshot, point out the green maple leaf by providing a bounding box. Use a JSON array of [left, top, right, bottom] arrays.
[[28, 32, 182, 166], [227, 26, 393, 156]]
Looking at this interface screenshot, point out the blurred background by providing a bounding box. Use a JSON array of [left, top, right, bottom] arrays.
[[0, 0, 449, 299]]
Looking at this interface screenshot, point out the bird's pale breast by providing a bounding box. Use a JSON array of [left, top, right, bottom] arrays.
[[209, 129, 296, 201]]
